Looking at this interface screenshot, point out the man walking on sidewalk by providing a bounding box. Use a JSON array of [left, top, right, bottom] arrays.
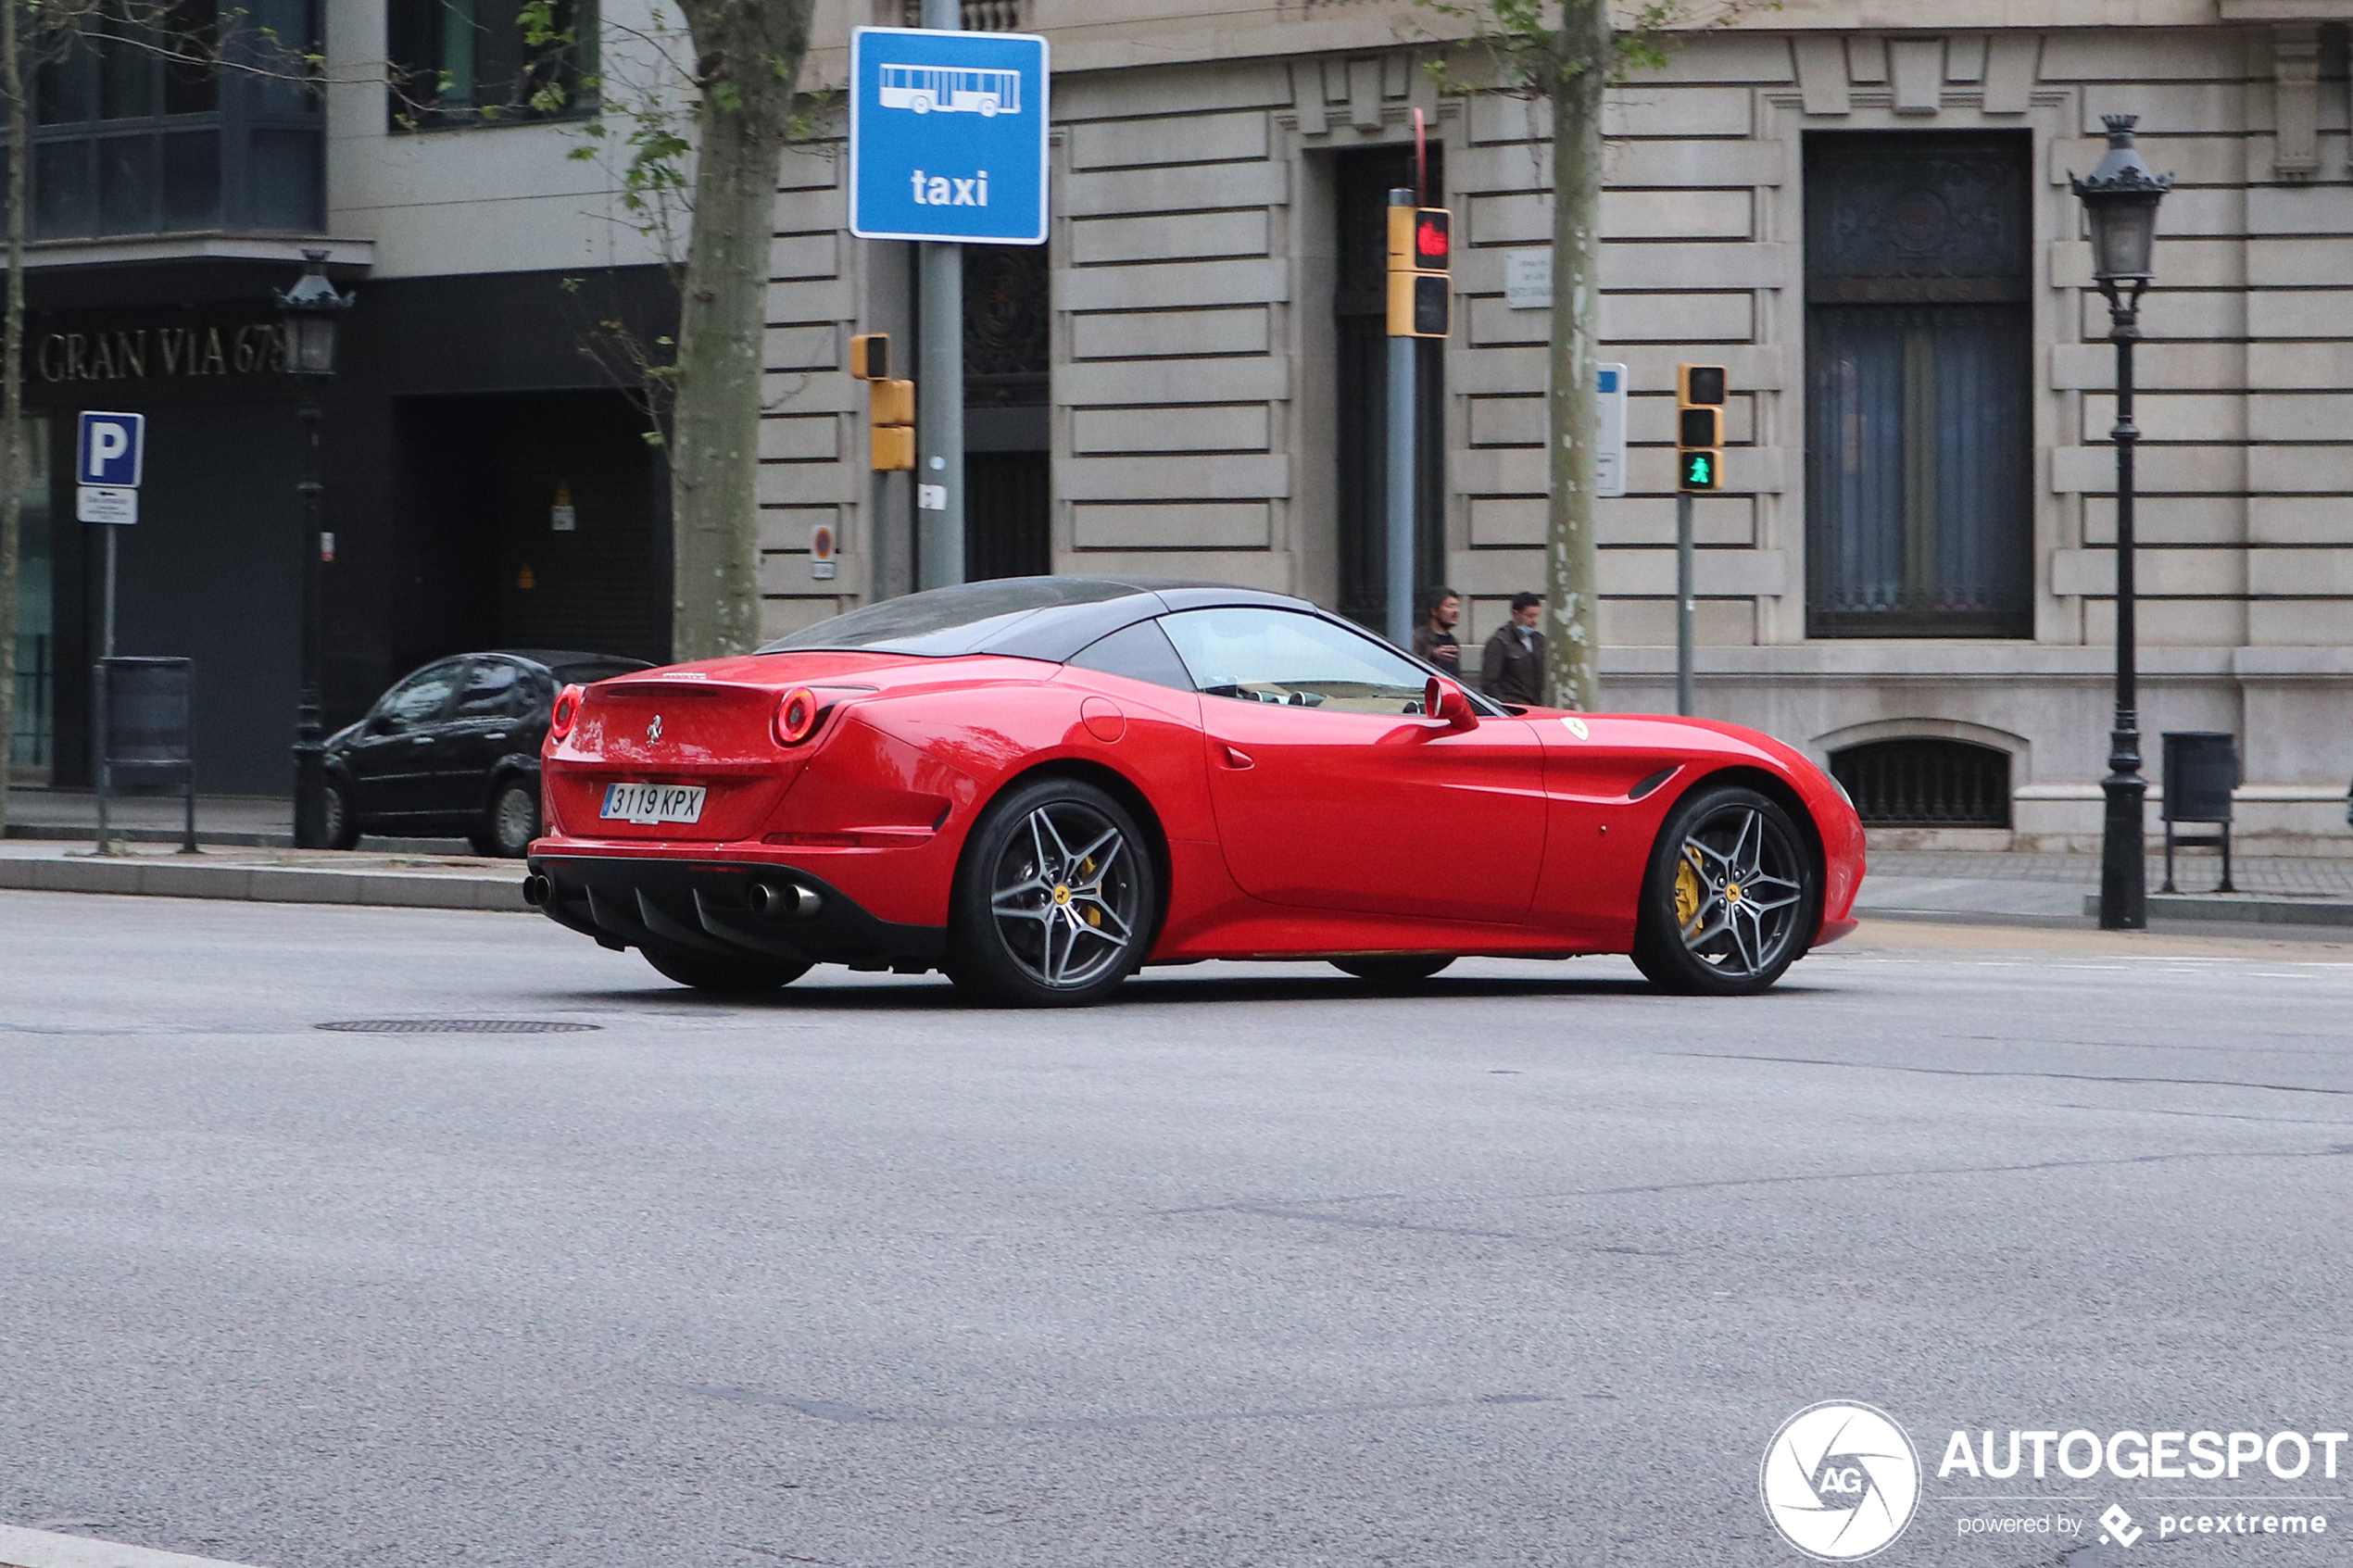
[[1481, 592, 1545, 707], [1413, 585, 1463, 678]]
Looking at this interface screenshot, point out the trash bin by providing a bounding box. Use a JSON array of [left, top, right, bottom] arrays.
[[95, 656, 196, 853], [2159, 730, 2237, 893]]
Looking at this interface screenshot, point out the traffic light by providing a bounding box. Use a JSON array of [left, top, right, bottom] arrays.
[[1385, 202, 1452, 339], [1677, 361, 1727, 494], [849, 332, 889, 382], [868, 375, 914, 471]]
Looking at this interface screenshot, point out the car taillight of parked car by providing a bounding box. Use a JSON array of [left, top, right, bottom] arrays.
[[549, 684, 584, 740], [775, 687, 824, 746]]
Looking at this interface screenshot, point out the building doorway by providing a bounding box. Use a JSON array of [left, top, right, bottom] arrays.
[[392, 390, 670, 670], [1333, 144, 1445, 633], [1804, 132, 2033, 638], [964, 244, 1050, 581]]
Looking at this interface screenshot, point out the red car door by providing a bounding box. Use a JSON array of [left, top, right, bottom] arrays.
[[1160, 607, 1547, 923]]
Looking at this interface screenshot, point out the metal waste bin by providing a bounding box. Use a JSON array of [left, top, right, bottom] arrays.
[[95, 656, 196, 854], [2159, 730, 2237, 893]]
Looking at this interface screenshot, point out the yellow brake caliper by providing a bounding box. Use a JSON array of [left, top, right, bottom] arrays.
[[1674, 847, 1705, 935]]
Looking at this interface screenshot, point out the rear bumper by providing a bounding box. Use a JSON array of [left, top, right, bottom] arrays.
[[526, 853, 949, 972]]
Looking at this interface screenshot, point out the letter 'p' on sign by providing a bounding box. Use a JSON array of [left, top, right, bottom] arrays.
[[77, 411, 147, 487]]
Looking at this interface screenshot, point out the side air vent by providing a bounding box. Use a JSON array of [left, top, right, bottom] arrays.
[[1829, 738, 2011, 829]]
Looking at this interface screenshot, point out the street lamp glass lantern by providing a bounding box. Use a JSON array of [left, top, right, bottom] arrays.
[[2070, 115, 2173, 285], [276, 248, 355, 378]]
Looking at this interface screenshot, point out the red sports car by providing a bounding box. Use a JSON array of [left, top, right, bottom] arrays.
[[524, 577, 1864, 1006]]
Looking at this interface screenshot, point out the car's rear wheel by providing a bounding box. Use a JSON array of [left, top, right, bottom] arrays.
[[1631, 783, 1817, 996], [471, 778, 539, 859], [641, 946, 811, 993], [1330, 955, 1455, 985], [949, 777, 1154, 1008], [321, 777, 360, 851]]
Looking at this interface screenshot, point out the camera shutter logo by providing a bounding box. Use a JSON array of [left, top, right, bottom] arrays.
[[1760, 1401, 1921, 1561]]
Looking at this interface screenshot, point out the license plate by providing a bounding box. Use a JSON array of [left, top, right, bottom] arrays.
[[601, 783, 706, 825]]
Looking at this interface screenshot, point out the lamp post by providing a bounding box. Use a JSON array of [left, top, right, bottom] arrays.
[[276, 250, 355, 849], [2071, 115, 2172, 931]]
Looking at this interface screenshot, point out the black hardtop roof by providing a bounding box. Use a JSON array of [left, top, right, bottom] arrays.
[[760, 575, 1319, 662], [484, 649, 653, 672]]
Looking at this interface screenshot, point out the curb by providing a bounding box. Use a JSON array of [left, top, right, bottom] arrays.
[[0, 855, 527, 912], [2082, 893, 2353, 928], [0, 1524, 268, 1568]]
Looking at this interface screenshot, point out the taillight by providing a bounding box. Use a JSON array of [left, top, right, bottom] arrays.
[[549, 684, 583, 739], [774, 686, 823, 746]]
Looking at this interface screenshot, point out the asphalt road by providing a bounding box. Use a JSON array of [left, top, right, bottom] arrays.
[[3, 890, 2349, 1568]]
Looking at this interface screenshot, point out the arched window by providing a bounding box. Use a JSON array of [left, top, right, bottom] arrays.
[[1829, 738, 2011, 829]]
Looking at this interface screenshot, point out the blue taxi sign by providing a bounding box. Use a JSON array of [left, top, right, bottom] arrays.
[[849, 27, 1049, 245]]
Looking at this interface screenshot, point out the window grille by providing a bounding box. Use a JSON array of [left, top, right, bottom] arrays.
[[1829, 738, 2012, 829], [901, 0, 1027, 29]]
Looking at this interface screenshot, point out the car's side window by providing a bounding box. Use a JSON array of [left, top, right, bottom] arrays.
[[1067, 619, 1195, 692], [452, 659, 522, 720], [1159, 608, 1429, 715], [375, 662, 463, 732]]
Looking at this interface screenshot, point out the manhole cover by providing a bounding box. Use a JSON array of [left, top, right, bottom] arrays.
[[315, 1019, 603, 1035]]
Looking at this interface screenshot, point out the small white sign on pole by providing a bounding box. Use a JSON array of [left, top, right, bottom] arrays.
[[1504, 249, 1552, 310], [76, 485, 139, 524], [1595, 363, 1628, 498]]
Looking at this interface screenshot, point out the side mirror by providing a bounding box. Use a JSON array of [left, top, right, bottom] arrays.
[[1424, 677, 1479, 732]]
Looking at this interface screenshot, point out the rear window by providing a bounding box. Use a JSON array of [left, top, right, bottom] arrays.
[[761, 579, 1145, 657]]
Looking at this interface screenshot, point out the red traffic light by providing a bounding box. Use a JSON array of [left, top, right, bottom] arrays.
[[1415, 210, 1450, 267]]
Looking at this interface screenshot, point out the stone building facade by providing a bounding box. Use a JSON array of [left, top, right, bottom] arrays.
[[763, 0, 2353, 849]]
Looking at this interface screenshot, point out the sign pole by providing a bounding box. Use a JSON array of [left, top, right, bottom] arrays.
[[913, 0, 964, 590], [1384, 189, 1417, 649], [1675, 492, 1693, 717]]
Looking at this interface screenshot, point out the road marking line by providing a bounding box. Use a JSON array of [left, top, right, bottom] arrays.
[[0, 1524, 271, 1568]]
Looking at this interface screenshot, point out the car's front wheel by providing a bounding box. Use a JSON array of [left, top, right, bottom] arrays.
[[1631, 783, 1818, 996], [948, 776, 1154, 1008], [641, 946, 812, 994], [472, 777, 540, 859]]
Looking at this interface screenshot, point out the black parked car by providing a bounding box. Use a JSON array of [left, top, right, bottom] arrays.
[[323, 650, 649, 857]]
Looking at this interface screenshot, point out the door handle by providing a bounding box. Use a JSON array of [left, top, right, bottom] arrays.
[[1221, 746, 1254, 770], [484, 733, 507, 742], [413, 736, 435, 746]]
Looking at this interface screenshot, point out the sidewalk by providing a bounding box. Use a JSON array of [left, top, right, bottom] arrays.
[[1857, 849, 2353, 930], [4, 787, 471, 854], [0, 838, 525, 912]]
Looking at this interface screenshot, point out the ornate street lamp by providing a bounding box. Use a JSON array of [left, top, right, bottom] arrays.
[[2071, 115, 2172, 932], [276, 249, 356, 850]]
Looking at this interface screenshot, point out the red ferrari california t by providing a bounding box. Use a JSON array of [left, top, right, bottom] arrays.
[[524, 577, 1864, 1006]]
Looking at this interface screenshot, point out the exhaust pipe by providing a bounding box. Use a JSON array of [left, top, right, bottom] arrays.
[[522, 873, 552, 908], [749, 882, 822, 921]]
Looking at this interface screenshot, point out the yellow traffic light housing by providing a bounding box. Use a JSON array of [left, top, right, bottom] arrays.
[[1385, 205, 1452, 338], [849, 332, 890, 381], [868, 376, 914, 471], [1678, 363, 1727, 407], [1676, 362, 1730, 493]]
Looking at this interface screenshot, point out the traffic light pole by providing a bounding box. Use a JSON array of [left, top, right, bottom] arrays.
[[1384, 189, 1416, 649], [914, 0, 963, 590], [1675, 492, 1693, 716]]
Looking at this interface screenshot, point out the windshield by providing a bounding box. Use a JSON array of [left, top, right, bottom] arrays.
[[760, 578, 1147, 657]]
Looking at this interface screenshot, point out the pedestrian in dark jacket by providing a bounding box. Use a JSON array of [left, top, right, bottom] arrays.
[[1480, 592, 1545, 706], [1412, 584, 1462, 677]]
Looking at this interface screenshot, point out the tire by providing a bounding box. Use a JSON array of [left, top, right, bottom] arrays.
[[1330, 955, 1455, 985], [321, 777, 360, 851], [947, 776, 1155, 1008], [1630, 783, 1818, 997], [642, 946, 812, 994], [472, 777, 540, 859]]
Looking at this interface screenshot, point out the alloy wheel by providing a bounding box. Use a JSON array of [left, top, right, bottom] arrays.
[[1672, 801, 1806, 982], [988, 801, 1140, 991]]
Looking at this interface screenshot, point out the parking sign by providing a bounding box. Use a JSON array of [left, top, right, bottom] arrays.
[[849, 27, 1050, 245], [77, 410, 146, 487]]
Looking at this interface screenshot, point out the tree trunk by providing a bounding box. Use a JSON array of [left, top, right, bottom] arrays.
[[665, 0, 813, 661], [0, 0, 28, 829], [1542, 0, 1609, 713]]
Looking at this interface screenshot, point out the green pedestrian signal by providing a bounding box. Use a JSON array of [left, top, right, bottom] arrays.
[[1680, 448, 1723, 492]]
